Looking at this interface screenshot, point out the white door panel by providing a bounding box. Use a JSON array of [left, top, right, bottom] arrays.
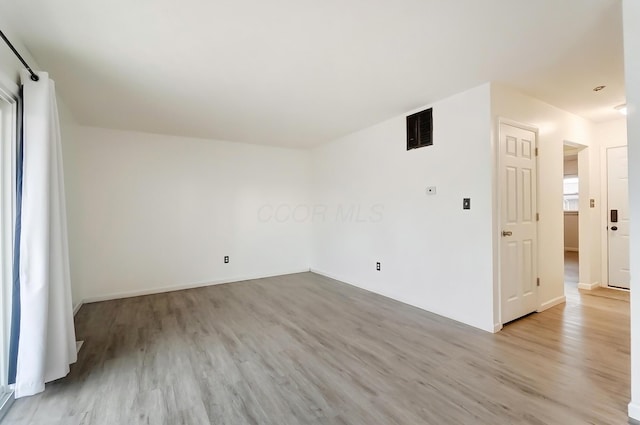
[[500, 123, 538, 324], [607, 146, 630, 289]]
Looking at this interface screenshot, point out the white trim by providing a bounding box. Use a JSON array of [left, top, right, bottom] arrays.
[[497, 117, 539, 134], [310, 269, 496, 333], [73, 302, 83, 316], [310, 268, 358, 287], [493, 323, 503, 333], [577, 281, 600, 290], [600, 143, 610, 287], [629, 402, 640, 421], [606, 284, 631, 293], [81, 269, 310, 303], [0, 390, 14, 422], [0, 75, 18, 99], [0, 84, 17, 397], [564, 247, 579, 252], [537, 295, 566, 312]]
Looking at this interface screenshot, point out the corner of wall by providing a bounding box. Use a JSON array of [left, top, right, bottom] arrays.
[[623, 0, 640, 419], [310, 82, 496, 333]]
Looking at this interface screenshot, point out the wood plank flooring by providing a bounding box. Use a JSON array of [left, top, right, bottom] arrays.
[[565, 251, 630, 304], [4, 271, 631, 424]]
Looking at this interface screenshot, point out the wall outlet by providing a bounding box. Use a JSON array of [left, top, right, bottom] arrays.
[[426, 186, 437, 195], [224, 256, 229, 263], [376, 262, 381, 271], [463, 198, 471, 210]]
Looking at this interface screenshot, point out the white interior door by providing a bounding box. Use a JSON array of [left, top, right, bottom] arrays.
[[607, 146, 630, 289], [500, 123, 538, 324]]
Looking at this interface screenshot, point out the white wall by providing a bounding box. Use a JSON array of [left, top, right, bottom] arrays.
[[595, 118, 629, 149], [564, 156, 578, 176], [65, 126, 311, 301], [0, 18, 28, 91], [491, 84, 600, 317], [311, 84, 496, 332], [624, 0, 640, 420], [0, 18, 76, 126]]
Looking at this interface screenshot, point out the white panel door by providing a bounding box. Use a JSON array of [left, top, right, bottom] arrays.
[[607, 146, 630, 289], [500, 123, 538, 324]]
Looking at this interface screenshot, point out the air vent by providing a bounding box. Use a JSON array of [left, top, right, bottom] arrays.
[[407, 108, 433, 150]]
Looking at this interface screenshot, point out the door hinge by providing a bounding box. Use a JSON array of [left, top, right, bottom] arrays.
[[535, 147, 539, 156], [536, 213, 539, 221], [537, 278, 540, 287]]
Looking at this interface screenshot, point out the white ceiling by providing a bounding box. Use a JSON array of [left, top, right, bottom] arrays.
[[0, 0, 625, 147]]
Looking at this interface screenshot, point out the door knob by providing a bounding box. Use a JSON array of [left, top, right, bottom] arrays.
[[611, 226, 618, 231], [502, 231, 513, 237]]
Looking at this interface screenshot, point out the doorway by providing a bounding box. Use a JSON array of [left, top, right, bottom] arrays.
[[562, 142, 582, 294]]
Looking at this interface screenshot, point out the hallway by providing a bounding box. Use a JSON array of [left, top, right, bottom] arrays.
[[564, 250, 630, 304]]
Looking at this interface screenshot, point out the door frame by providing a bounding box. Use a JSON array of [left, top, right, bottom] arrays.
[[562, 141, 594, 291], [599, 144, 628, 289], [603, 145, 630, 289], [0, 81, 17, 419], [496, 117, 540, 326]]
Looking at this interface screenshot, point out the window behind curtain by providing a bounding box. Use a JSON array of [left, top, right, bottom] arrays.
[[0, 85, 17, 410]]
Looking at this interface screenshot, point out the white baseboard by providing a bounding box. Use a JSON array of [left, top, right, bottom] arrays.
[[310, 269, 496, 334], [82, 268, 310, 304], [564, 247, 579, 252], [493, 323, 503, 333], [577, 281, 600, 290], [73, 302, 83, 316], [537, 295, 566, 312], [310, 268, 358, 287], [629, 402, 640, 422]]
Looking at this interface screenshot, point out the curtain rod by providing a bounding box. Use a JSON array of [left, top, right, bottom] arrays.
[[0, 29, 39, 81]]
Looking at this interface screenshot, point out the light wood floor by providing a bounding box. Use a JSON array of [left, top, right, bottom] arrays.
[[565, 250, 630, 305], [5, 271, 631, 424]]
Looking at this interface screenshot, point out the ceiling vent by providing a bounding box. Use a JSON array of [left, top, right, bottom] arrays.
[[407, 108, 433, 150]]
